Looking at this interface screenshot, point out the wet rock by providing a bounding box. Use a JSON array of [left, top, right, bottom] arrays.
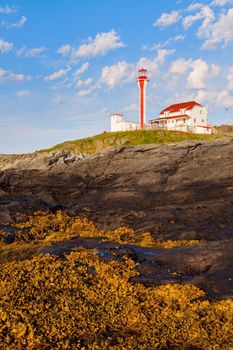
[[0, 138, 233, 299], [0, 211, 12, 225]]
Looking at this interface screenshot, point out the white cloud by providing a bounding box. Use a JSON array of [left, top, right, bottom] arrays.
[[154, 11, 180, 27], [147, 35, 185, 50], [0, 38, 13, 53], [100, 61, 135, 88], [0, 68, 30, 83], [183, 12, 203, 30], [187, 3, 203, 11], [216, 90, 233, 107], [77, 78, 93, 88], [194, 89, 210, 104], [211, 0, 233, 6], [1, 16, 27, 29], [197, 7, 216, 38], [199, 89, 233, 108], [77, 89, 92, 97], [138, 49, 175, 73], [73, 63, 89, 77], [210, 63, 221, 76], [44, 68, 69, 81], [183, 6, 215, 30], [200, 8, 233, 49], [0, 68, 7, 79], [72, 30, 125, 58], [16, 46, 46, 57], [123, 104, 138, 113], [9, 73, 26, 82], [16, 90, 30, 97], [57, 44, 71, 56], [169, 58, 218, 89], [169, 58, 192, 74], [187, 59, 209, 89], [100, 49, 174, 88], [51, 96, 65, 105], [227, 67, 233, 90], [0, 5, 17, 14]]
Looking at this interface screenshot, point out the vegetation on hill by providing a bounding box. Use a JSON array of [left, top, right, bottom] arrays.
[[0, 211, 233, 349], [39, 130, 219, 155], [215, 124, 233, 135]]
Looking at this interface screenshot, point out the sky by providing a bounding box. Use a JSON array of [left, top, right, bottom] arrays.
[[0, 0, 233, 153]]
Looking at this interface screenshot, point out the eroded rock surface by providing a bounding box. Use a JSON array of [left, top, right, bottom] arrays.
[[0, 138, 233, 298]]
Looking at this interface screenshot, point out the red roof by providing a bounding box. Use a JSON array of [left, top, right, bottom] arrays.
[[149, 114, 191, 122], [160, 101, 203, 115]]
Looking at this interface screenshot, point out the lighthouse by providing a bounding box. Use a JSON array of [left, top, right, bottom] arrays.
[[137, 68, 149, 130]]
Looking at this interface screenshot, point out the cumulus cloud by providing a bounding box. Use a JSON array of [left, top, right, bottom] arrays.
[[216, 90, 233, 107], [210, 63, 221, 76], [16, 46, 46, 57], [16, 89, 30, 97], [138, 49, 175, 73], [0, 68, 7, 80], [73, 63, 90, 77], [76, 78, 93, 88], [57, 44, 71, 56], [227, 67, 233, 90], [72, 30, 125, 58], [100, 49, 174, 88], [1, 16, 27, 29], [146, 35, 185, 51], [100, 61, 135, 88], [123, 104, 138, 113], [183, 6, 215, 30], [154, 11, 180, 27], [211, 0, 233, 6], [0, 38, 13, 53], [187, 3, 203, 11], [169, 58, 219, 89], [169, 58, 192, 74], [200, 8, 233, 49], [0, 5, 17, 14], [187, 59, 209, 89], [9, 73, 27, 82], [0, 68, 30, 83], [44, 67, 70, 81], [77, 89, 92, 97]]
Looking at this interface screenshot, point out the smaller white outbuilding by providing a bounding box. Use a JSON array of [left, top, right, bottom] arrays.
[[110, 113, 139, 132]]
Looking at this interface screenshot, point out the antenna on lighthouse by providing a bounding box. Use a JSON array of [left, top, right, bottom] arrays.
[[137, 68, 149, 130]]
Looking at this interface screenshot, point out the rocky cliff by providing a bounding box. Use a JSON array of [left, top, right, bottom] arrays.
[[0, 137, 233, 299]]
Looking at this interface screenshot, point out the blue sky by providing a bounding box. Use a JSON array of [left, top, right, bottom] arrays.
[[0, 0, 233, 153]]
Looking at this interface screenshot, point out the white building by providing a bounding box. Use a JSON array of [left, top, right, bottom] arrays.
[[110, 113, 139, 132], [149, 101, 214, 134]]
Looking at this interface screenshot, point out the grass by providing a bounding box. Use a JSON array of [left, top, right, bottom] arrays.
[[38, 130, 219, 155]]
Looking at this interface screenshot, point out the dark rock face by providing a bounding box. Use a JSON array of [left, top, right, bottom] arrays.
[[0, 138, 233, 299]]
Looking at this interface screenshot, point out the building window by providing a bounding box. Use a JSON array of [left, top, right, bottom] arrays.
[[183, 119, 186, 123], [194, 118, 196, 123], [201, 119, 204, 123], [200, 110, 202, 114]]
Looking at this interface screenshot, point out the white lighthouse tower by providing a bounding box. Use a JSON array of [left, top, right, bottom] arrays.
[[137, 68, 149, 130]]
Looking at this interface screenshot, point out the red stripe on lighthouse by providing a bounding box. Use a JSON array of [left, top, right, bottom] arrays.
[[137, 68, 148, 130], [139, 80, 145, 129]]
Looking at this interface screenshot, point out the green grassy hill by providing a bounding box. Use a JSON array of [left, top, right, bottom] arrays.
[[39, 130, 219, 155]]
